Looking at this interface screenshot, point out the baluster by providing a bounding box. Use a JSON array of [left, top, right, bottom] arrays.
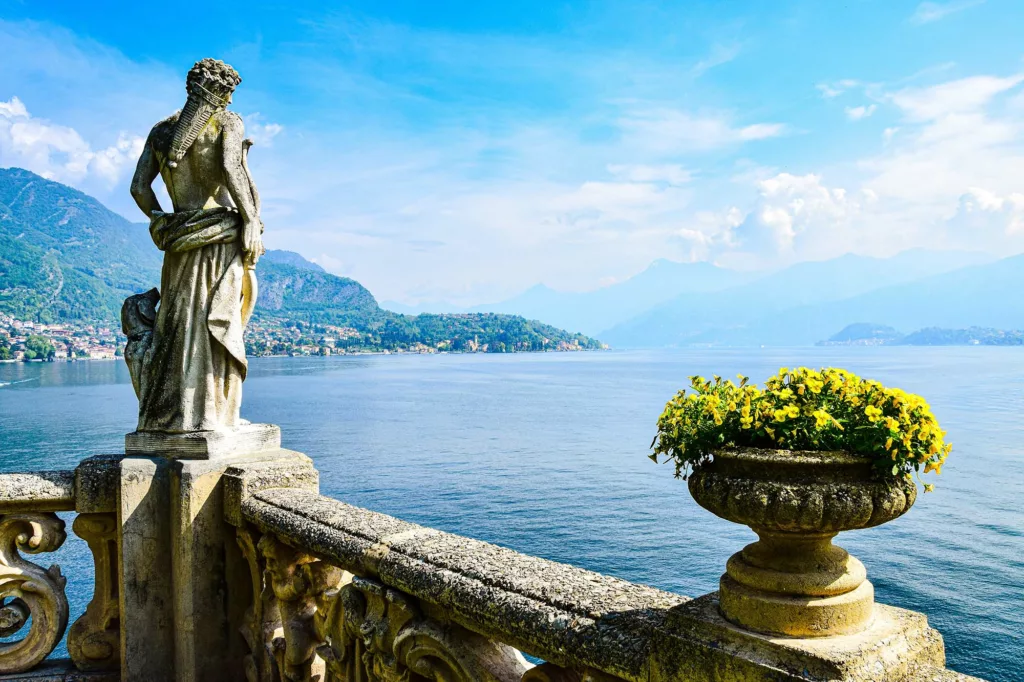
[[67, 512, 120, 671]]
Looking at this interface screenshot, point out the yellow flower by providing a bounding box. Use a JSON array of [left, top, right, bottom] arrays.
[[864, 405, 883, 422], [924, 483, 935, 493]]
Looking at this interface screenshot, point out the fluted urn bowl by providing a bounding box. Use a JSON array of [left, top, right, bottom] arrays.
[[687, 447, 916, 638]]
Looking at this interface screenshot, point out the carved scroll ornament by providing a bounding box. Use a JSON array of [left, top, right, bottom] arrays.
[[0, 513, 69, 673], [315, 575, 527, 682]]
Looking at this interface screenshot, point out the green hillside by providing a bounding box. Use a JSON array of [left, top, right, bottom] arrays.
[[0, 168, 601, 352], [0, 167, 161, 322]]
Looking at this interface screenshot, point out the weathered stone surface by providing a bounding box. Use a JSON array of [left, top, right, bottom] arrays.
[[0, 658, 118, 681], [0, 472, 74, 513], [125, 423, 281, 459], [243, 487, 685, 681], [0, 513, 70, 674], [688, 448, 917, 638], [655, 593, 947, 682], [243, 488, 979, 682], [67, 514, 119, 672], [74, 457, 121, 514], [127, 57, 263, 435], [316, 572, 529, 682], [688, 449, 917, 534], [117, 457, 174, 682], [909, 665, 987, 681], [222, 451, 318, 528]]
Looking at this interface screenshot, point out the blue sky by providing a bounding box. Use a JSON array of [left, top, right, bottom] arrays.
[[1, 1, 1023, 304]]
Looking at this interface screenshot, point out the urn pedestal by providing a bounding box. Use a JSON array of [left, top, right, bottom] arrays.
[[688, 448, 916, 638]]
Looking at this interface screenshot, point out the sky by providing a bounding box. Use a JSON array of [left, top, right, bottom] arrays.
[[1, 0, 1023, 305]]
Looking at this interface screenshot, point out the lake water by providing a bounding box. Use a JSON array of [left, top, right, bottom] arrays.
[[0, 349, 1020, 681]]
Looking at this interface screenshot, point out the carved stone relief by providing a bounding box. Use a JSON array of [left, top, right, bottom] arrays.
[[316, 575, 526, 682], [0, 513, 69, 673]]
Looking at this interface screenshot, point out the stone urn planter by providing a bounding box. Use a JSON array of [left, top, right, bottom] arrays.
[[687, 447, 917, 638]]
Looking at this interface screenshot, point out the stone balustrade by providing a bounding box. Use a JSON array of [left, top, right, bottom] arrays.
[[0, 448, 988, 682], [0, 467, 119, 681], [225, 462, 984, 682]]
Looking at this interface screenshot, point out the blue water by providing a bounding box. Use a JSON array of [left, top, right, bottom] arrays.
[[0, 349, 1020, 680]]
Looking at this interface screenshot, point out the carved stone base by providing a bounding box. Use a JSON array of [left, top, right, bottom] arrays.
[[656, 593, 947, 682], [125, 423, 281, 459]]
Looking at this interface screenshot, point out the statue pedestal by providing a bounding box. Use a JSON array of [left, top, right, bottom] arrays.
[[116, 425, 316, 682], [125, 423, 281, 459]]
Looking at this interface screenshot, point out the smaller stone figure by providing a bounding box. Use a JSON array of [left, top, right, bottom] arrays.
[[120, 288, 160, 400]]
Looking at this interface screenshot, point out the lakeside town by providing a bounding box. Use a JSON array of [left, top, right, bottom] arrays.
[[0, 313, 382, 361], [0, 312, 122, 361], [0, 312, 590, 362]]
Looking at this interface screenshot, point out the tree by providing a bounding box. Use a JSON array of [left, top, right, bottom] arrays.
[[25, 335, 55, 361]]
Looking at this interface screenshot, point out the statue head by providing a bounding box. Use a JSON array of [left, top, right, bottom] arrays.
[[167, 58, 242, 168]]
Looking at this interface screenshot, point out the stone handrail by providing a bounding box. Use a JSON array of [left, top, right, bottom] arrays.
[[231, 481, 982, 682], [0, 465, 121, 680]]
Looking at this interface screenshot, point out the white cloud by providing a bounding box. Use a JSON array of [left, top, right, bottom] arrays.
[[888, 74, 1024, 121], [943, 187, 1024, 238], [816, 79, 861, 99], [618, 108, 786, 152], [863, 73, 1024, 209], [721, 174, 874, 262], [910, 0, 986, 25], [845, 104, 877, 121], [692, 43, 741, 77], [0, 96, 143, 189], [243, 113, 283, 147]]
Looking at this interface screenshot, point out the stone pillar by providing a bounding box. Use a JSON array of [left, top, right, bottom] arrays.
[[115, 424, 319, 682]]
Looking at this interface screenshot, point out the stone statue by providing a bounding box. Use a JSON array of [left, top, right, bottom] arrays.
[[126, 58, 264, 434]]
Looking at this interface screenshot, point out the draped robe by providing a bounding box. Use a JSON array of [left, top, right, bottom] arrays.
[[137, 206, 247, 432]]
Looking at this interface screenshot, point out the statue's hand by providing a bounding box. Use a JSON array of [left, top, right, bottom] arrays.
[[242, 220, 264, 266]]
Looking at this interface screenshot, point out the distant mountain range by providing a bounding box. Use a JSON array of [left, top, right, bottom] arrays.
[[819, 323, 1024, 346], [600, 249, 1001, 347], [388, 248, 1002, 346], [384, 259, 754, 336], [0, 168, 601, 353]]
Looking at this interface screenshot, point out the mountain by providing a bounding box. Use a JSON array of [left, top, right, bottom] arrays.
[[602, 249, 997, 347], [710, 254, 1024, 346], [0, 167, 161, 322], [818, 323, 1024, 346], [817, 323, 904, 346], [0, 168, 601, 353], [475, 260, 753, 336], [261, 249, 325, 272], [255, 259, 380, 328], [384, 259, 752, 336]]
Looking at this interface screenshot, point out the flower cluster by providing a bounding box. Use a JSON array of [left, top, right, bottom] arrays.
[[650, 367, 951, 490]]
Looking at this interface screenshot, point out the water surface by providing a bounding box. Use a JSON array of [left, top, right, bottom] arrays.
[[1, 349, 1019, 680]]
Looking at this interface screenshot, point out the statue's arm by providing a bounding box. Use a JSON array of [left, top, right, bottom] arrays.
[[221, 113, 262, 265], [130, 130, 163, 217]]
